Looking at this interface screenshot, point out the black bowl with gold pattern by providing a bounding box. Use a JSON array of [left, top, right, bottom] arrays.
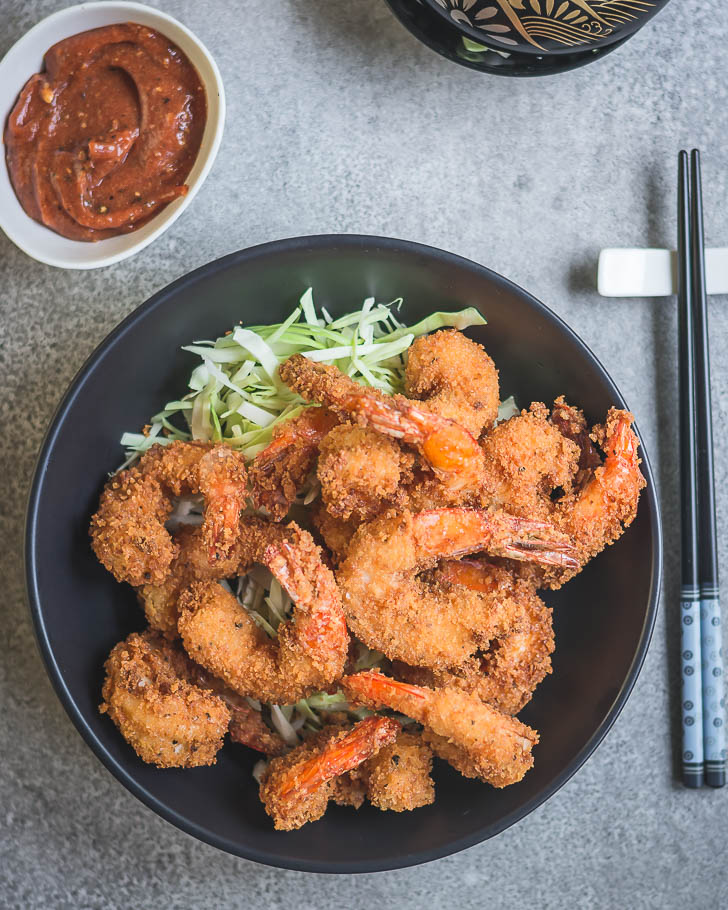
[[423, 0, 671, 57], [386, 0, 631, 77]]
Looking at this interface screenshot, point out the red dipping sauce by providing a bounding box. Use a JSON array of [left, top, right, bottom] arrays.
[[4, 23, 207, 242]]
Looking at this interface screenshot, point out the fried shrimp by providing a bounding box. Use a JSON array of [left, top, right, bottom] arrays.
[[136, 523, 253, 637], [337, 507, 576, 668], [479, 402, 644, 587], [90, 441, 248, 586], [479, 403, 581, 519], [359, 729, 435, 812], [327, 730, 435, 813], [280, 355, 486, 496], [99, 630, 231, 768], [249, 407, 338, 520], [544, 408, 645, 587], [404, 558, 554, 715], [405, 329, 499, 437], [178, 519, 349, 704], [312, 503, 362, 565], [343, 671, 537, 788], [259, 716, 401, 830], [317, 424, 415, 521]]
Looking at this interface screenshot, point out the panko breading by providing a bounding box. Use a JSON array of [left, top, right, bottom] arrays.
[[405, 329, 499, 438], [317, 424, 415, 521], [136, 523, 254, 638], [90, 441, 247, 587], [91, 467, 177, 588], [337, 507, 575, 669], [100, 630, 230, 768], [312, 503, 362, 565], [360, 730, 434, 812], [550, 395, 602, 489], [416, 559, 555, 716], [480, 403, 580, 520], [136, 576, 182, 638]]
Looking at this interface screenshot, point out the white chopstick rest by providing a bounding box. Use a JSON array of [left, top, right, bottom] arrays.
[[598, 248, 728, 297]]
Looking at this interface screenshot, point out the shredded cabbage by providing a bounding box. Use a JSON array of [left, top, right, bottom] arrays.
[[497, 395, 519, 423], [252, 759, 268, 784], [121, 289, 486, 461], [269, 705, 300, 747]]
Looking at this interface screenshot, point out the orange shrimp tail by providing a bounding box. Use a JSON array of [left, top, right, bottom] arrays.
[[597, 411, 645, 512], [344, 393, 481, 479], [494, 514, 580, 568], [276, 715, 400, 799], [604, 412, 638, 462], [412, 508, 579, 569], [256, 407, 338, 470], [266, 538, 349, 659], [421, 425, 479, 475], [342, 671, 427, 709], [342, 393, 401, 434]]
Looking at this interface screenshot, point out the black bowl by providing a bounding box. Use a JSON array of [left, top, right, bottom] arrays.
[[386, 0, 630, 77], [422, 0, 672, 57], [25, 235, 662, 872]]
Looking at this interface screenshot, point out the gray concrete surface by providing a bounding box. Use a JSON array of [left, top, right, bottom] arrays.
[[2, 1, 727, 907]]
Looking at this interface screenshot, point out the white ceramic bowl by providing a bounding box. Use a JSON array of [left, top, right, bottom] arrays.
[[0, 2, 225, 269]]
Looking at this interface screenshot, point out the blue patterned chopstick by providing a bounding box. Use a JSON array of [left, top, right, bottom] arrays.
[[681, 587, 704, 785], [700, 589, 725, 785], [689, 150, 726, 788]]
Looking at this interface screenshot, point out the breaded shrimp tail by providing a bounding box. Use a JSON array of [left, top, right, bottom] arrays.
[[178, 520, 349, 704], [90, 441, 247, 586], [343, 671, 537, 788], [260, 716, 400, 830], [337, 507, 575, 668]]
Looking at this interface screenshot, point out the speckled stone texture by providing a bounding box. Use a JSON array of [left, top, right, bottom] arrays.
[[1, 0, 727, 907]]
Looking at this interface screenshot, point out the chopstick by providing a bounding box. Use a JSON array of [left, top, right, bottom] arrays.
[[677, 151, 704, 788], [677, 150, 726, 789], [689, 150, 726, 788]]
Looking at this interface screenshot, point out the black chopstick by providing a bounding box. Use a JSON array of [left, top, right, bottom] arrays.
[[689, 150, 726, 788], [677, 150, 704, 788]]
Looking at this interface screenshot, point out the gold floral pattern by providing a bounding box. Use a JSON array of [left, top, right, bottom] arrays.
[[431, 0, 658, 51]]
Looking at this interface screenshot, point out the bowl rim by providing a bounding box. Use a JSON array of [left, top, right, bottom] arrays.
[[420, 0, 668, 58], [0, 1, 226, 270], [24, 233, 663, 873]]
